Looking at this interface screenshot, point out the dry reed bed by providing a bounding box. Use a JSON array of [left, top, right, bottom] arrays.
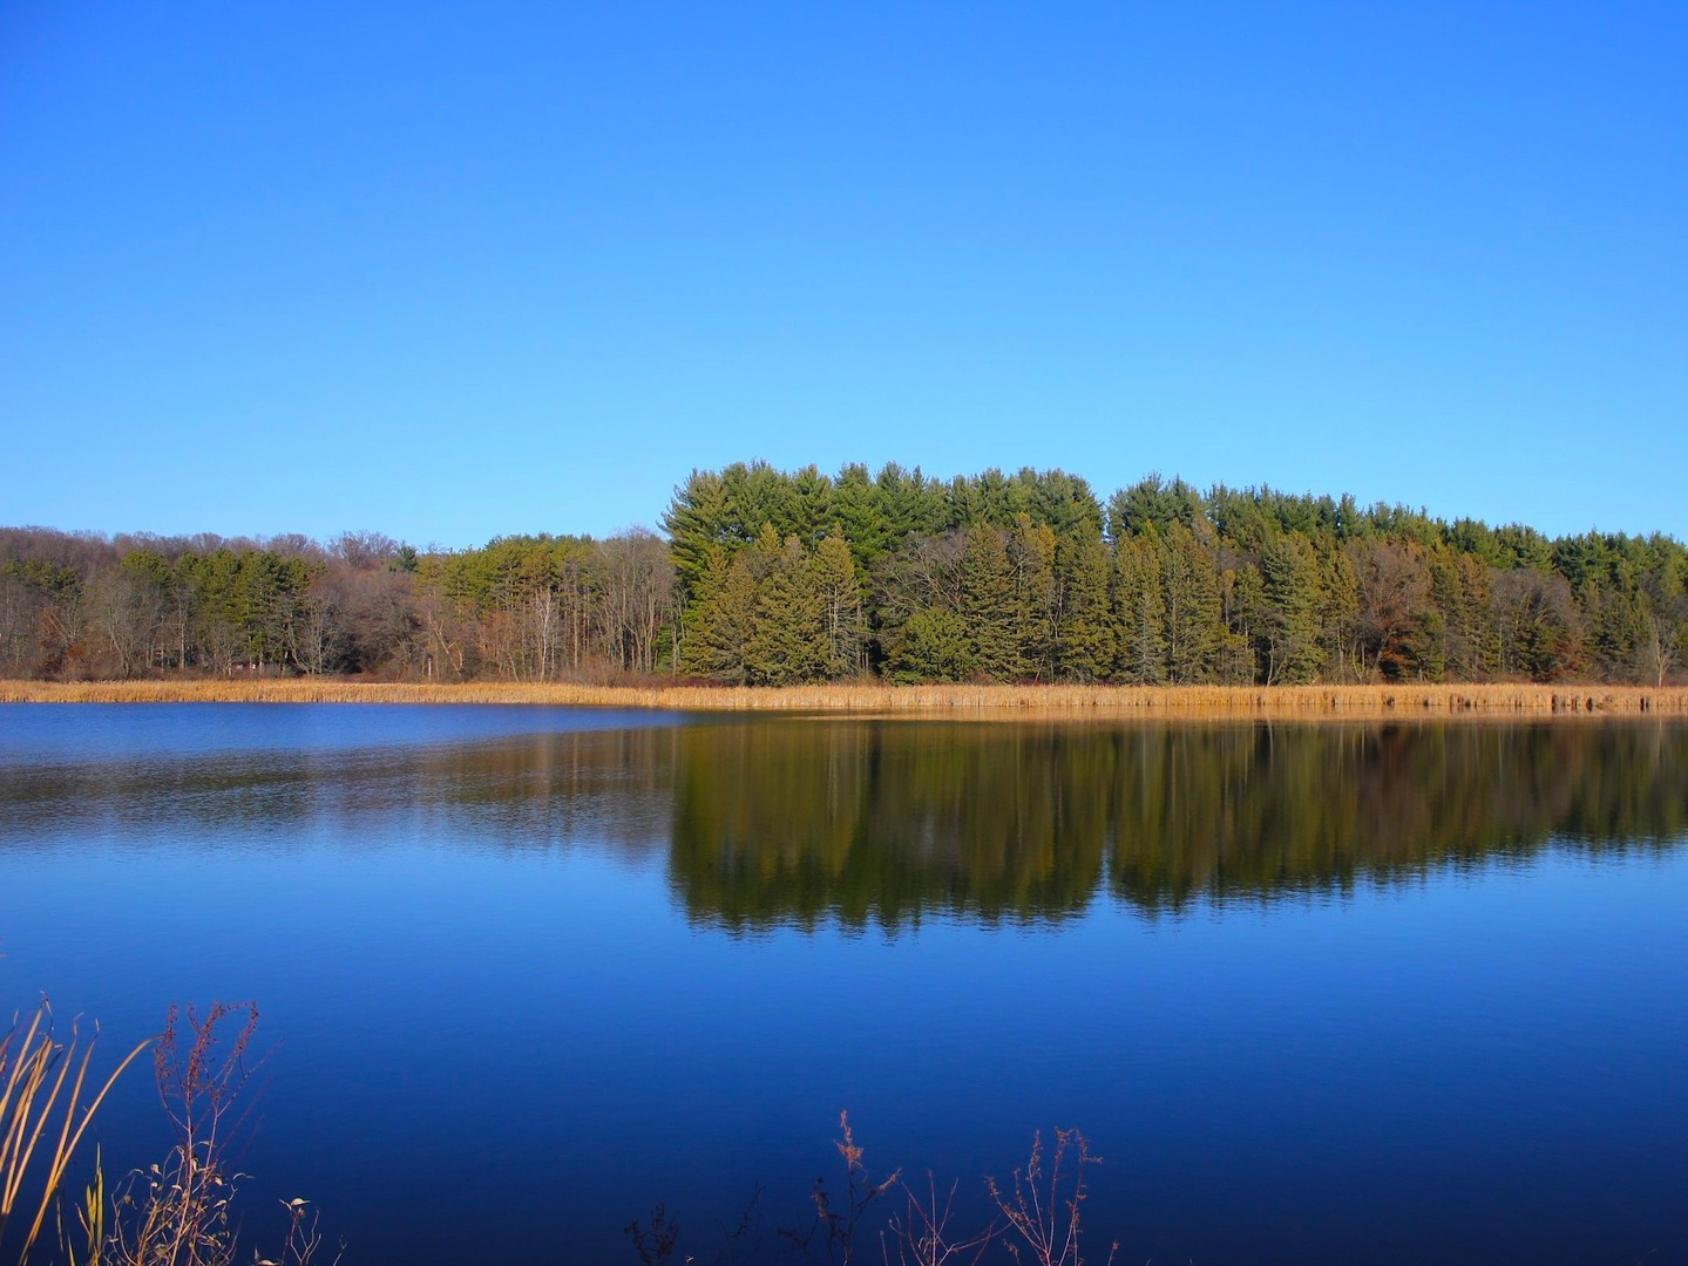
[[3, 679, 1687, 717]]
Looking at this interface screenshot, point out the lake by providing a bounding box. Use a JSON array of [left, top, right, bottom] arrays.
[[2, 704, 1685, 1264]]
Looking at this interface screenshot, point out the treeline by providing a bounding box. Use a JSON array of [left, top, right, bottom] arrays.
[[666, 463, 1687, 685], [0, 527, 674, 681], [3, 462, 1685, 684]]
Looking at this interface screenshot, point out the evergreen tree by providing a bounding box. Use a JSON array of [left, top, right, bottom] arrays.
[[1023, 470, 1105, 540], [830, 464, 891, 575], [1161, 522, 1222, 683], [1108, 474, 1201, 537], [811, 532, 865, 678], [879, 464, 949, 540], [1055, 533, 1115, 681], [663, 470, 734, 593], [1008, 515, 1058, 679], [1112, 533, 1167, 684], [1316, 541, 1362, 681], [1582, 577, 1648, 680], [788, 465, 834, 545], [889, 608, 975, 682], [1226, 561, 1266, 683], [745, 535, 828, 685], [723, 461, 801, 543], [682, 548, 758, 682], [960, 527, 1021, 680], [1260, 533, 1323, 683], [1429, 548, 1497, 680]]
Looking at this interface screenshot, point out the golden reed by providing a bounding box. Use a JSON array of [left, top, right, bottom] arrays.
[[2, 679, 1687, 717]]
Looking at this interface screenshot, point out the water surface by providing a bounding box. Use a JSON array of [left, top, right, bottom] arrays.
[[2, 705, 1685, 1264]]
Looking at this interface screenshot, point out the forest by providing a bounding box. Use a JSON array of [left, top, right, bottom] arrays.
[[2, 462, 1685, 685]]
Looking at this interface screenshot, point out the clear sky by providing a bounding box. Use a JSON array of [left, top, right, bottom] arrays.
[[3, 2, 1684, 547]]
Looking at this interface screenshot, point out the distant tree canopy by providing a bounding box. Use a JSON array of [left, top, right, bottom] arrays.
[[3, 462, 1685, 685], [661, 463, 1687, 687], [0, 527, 673, 683]]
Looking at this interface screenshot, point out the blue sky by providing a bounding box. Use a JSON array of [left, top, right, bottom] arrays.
[[3, 2, 1684, 547]]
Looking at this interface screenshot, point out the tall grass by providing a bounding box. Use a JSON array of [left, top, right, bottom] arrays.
[[0, 1003, 147, 1266], [3, 678, 1687, 717], [629, 1112, 1117, 1265], [1, 996, 332, 1266]]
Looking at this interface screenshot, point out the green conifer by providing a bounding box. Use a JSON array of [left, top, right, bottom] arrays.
[[960, 527, 1021, 680], [1261, 533, 1323, 683], [810, 532, 865, 678], [1055, 534, 1115, 681], [1161, 522, 1222, 683], [1112, 533, 1167, 684], [890, 608, 975, 682], [744, 535, 828, 684]]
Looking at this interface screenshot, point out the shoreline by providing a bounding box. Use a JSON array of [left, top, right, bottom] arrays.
[[2, 679, 1687, 717]]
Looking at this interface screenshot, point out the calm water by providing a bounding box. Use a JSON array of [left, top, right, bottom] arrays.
[[2, 705, 1686, 1264]]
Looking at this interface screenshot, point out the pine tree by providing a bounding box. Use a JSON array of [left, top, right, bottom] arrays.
[[789, 465, 834, 545], [682, 548, 758, 682], [1008, 515, 1058, 679], [1260, 533, 1323, 683], [1107, 475, 1201, 537], [1112, 533, 1166, 684], [1161, 522, 1222, 683], [1581, 577, 1649, 680], [1225, 562, 1266, 684], [662, 470, 734, 593], [810, 532, 865, 678], [1458, 554, 1501, 679], [1055, 533, 1115, 681], [1317, 541, 1362, 681], [960, 527, 1021, 680], [722, 462, 801, 544], [889, 608, 975, 682], [878, 464, 949, 540], [1428, 547, 1497, 681], [830, 464, 891, 575], [745, 535, 828, 685]]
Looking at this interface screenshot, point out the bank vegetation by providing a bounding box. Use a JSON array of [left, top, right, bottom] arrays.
[[4, 463, 1686, 690], [4, 678, 1688, 717]]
